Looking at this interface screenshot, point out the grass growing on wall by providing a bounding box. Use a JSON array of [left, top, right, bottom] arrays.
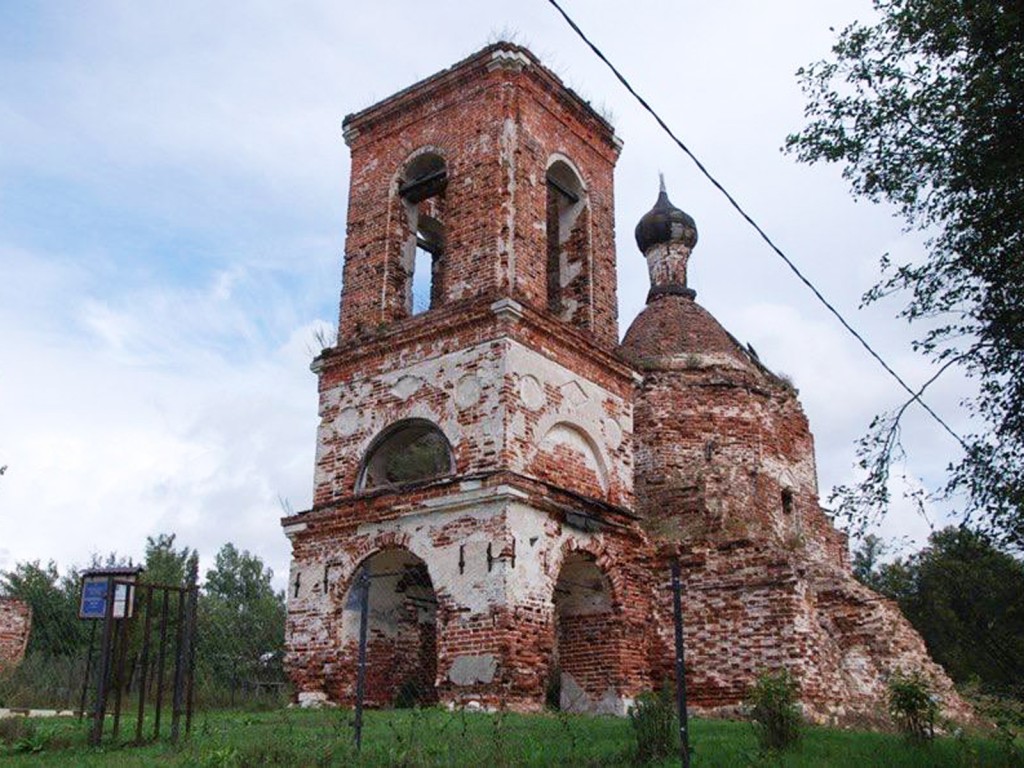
[[0, 708, 1019, 767]]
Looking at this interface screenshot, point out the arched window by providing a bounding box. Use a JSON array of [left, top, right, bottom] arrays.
[[357, 419, 454, 491], [546, 160, 590, 327], [399, 153, 447, 315]]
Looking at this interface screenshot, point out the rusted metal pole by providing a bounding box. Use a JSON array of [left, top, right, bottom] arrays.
[[111, 592, 131, 741], [78, 620, 97, 721], [170, 587, 187, 743], [135, 584, 154, 743], [89, 575, 116, 746], [153, 589, 170, 740], [353, 568, 371, 752], [671, 559, 691, 768], [184, 557, 199, 737]]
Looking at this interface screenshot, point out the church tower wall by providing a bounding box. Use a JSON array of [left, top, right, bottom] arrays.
[[283, 43, 650, 714]]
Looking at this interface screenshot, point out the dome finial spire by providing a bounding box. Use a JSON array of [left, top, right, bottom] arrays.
[[634, 176, 698, 302]]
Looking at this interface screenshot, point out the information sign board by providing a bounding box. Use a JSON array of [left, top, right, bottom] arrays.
[[78, 575, 136, 619]]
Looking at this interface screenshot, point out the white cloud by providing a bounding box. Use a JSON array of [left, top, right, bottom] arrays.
[[0, 1, 978, 587]]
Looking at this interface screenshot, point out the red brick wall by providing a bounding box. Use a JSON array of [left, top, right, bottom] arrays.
[[339, 44, 620, 348], [283, 41, 967, 728], [0, 598, 31, 668], [630, 355, 844, 567], [647, 542, 971, 724]]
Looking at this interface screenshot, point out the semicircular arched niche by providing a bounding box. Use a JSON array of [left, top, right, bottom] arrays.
[[531, 421, 609, 499]]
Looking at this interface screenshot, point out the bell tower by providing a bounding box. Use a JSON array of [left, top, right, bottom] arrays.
[[282, 44, 649, 713]]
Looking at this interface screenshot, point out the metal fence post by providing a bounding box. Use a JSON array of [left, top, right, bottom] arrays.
[[353, 567, 371, 752], [671, 559, 691, 768], [185, 565, 199, 736], [135, 584, 155, 743], [78, 620, 98, 721], [171, 556, 198, 744], [170, 587, 187, 743], [89, 575, 116, 746]]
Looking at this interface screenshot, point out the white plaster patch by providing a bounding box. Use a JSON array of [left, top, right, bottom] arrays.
[[454, 374, 482, 410], [390, 375, 424, 401], [519, 375, 545, 410], [539, 423, 609, 491], [560, 380, 588, 407], [449, 654, 499, 686], [336, 407, 359, 436], [297, 691, 333, 709], [603, 418, 623, 450]]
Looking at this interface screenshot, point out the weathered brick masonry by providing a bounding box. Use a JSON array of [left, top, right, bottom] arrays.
[[0, 598, 31, 668], [282, 43, 969, 724]]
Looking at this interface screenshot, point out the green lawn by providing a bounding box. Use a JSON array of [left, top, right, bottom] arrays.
[[0, 708, 1019, 767]]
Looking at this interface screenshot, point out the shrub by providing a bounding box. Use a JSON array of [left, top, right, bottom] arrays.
[[0, 716, 35, 747], [745, 668, 803, 752], [888, 669, 938, 742], [393, 679, 422, 709], [628, 683, 675, 764], [0, 716, 46, 754]]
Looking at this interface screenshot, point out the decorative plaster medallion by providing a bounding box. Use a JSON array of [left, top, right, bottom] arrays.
[[336, 407, 359, 436], [455, 374, 482, 410], [604, 418, 623, 450], [560, 379, 588, 407], [518, 375, 546, 410], [390, 375, 423, 401]]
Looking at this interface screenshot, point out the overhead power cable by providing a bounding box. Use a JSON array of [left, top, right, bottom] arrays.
[[545, 0, 969, 454]]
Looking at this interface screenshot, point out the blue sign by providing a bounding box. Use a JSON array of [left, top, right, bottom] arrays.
[[80, 580, 108, 619], [78, 576, 135, 619]]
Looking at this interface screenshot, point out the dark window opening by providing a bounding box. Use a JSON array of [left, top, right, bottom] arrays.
[[782, 489, 794, 516], [358, 419, 454, 491], [545, 161, 589, 326], [400, 153, 447, 316]]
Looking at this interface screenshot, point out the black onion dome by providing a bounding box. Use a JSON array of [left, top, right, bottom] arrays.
[[634, 179, 698, 253]]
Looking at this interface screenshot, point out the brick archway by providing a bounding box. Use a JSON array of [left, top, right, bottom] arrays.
[[550, 548, 625, 714], [334, 546, 439, 707]]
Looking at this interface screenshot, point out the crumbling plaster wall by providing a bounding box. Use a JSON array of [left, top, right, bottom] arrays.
[[285, 490, 648, 713], [312, 335, 633, 509]]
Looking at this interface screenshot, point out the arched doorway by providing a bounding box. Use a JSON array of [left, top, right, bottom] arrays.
[[551, 551, 621, 714], [339, 548, 438, 707]]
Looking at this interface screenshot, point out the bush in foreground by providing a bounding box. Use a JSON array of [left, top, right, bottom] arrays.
[[628, 684, 675, 763], [745, 668, 803, 752], [887, 669, 937, 742]]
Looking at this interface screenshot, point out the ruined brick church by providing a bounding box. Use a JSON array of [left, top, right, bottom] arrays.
[[281, 43, 968, 724]]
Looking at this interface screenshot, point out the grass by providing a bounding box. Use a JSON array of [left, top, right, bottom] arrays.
[[0, 708, 1019, 767]]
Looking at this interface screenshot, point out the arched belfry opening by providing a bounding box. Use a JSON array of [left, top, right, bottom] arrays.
[[399, 152, 448, 315], [357, 419, 454, 491], [551, 551, 622, 714], [546, 159, 591, 329], [338, 548, 439, 707]]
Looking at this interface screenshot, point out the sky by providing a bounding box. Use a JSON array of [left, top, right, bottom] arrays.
[[0, 1, 974, 589]]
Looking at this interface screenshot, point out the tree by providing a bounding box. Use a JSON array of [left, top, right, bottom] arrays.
[[0, 560, 85, 656], [787, 1, 1024, 547], [142, 533, 192, 587], [198, 544, 286, 695], [853, 527, 1024, 692]]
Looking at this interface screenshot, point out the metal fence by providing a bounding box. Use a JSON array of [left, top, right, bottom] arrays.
[[1, 560, 693, 765], [332, 554, 692, 766]]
